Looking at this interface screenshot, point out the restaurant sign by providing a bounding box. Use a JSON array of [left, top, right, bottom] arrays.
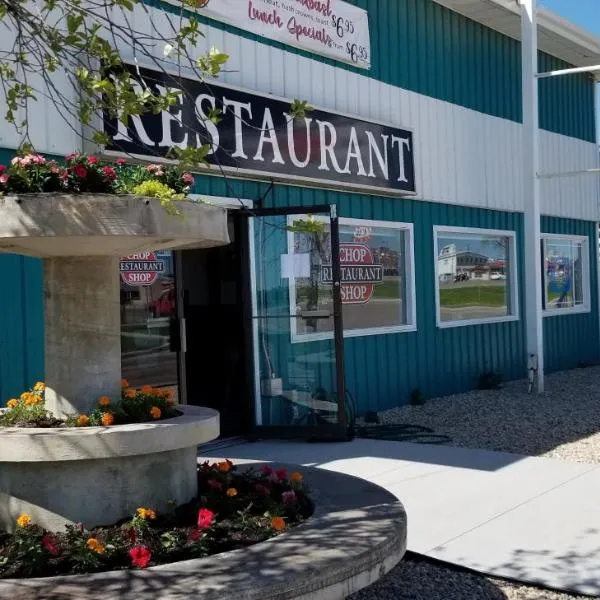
[[170, 0, 371, 70], [120, 252, 165, 286], [104, 65, 416, 196], [321, 243, 383, 304]]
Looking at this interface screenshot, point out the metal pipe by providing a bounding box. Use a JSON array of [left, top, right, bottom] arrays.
[[536, 64, 600, 79]]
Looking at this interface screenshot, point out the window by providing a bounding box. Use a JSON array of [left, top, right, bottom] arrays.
[[288, 217, 416, 341], [542, 235, 590, 315], [434, 226, 519, 327]]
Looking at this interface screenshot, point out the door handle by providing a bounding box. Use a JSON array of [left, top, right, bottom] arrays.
[[180, 317, 187, 354]]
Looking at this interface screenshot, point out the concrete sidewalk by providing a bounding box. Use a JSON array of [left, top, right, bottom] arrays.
[[201, 439, 600, 596]]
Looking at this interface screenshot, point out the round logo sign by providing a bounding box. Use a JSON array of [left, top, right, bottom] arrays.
[[321, 243, 383, 305], [120, 252, 165, 287]]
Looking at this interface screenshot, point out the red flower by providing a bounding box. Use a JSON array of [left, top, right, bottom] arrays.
[[0, 175, 8, 185], [60, 169, 69, 180], [129, 546, 151, 568], [87, 155, 99, 165], [260, 465, 273, 476], [189, 529, 201, 541], [276, 468, 288, 481], [65, 152, 79, 162], [41, 535, 59, 556], [73, 164, 88, 179], [115, 158, 127, 166], [181, 172, 194, 185], [102, 165, 117, 181], [0, 165, 6, 174], [197, 508, 214, 530]]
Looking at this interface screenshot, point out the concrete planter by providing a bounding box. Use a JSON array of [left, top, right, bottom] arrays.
[[0, 193, 230, 257], [0, 193, 226, 532], [0, 406, 220, 532], [0, 465, 407, 600]]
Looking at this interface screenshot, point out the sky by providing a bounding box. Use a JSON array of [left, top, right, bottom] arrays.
[[539, 1, 600, 140]]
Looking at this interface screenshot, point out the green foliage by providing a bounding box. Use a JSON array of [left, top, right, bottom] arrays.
[[131, 180, 184, 213]]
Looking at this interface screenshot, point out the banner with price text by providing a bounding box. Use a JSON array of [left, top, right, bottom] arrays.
[[193, 0, 371, 70]]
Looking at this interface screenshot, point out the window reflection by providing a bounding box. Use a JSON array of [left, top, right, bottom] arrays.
[[436, 231, 514, 323], [543, 239, 585, 311]]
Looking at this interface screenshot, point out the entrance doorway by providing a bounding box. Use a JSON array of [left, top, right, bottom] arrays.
[[180, 212, 253, 437]]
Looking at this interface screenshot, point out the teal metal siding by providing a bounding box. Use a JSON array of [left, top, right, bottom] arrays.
[[541, 216, 600, 372], [194, 174, 527, 413], [154, 0, 596, 142], [0, 146, 44, 403]]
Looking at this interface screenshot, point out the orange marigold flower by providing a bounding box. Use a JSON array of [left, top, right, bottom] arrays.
[[290, 472, 303, 482], [166, 398, 176, 407], [125, 389, 136, 400], [77, 415, 90, 427], [150, 406, 161, 420], [7, 399, 17, 409], [86, 538, 105, 554], [226, 488, 238, 497], [101, 412, 114, 426], [140, 385, 153, 395], [30, 393, 42, 405], [136, 507, 157, 520], [121, 379, 129, 389], [33, 381, 45, 392], [16, 514, 31, 528], [98, 395, 111, 407], [271, 516, 286, 531], [217, 460, 232, 473]]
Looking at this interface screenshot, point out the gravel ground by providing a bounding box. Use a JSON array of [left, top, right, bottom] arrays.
[[348, 554, 591, 600], [350, 367, 600, 599], [363, 366, 600, 463]]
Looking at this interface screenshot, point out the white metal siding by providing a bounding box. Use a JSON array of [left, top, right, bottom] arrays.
[[0, 5, 597, 220]]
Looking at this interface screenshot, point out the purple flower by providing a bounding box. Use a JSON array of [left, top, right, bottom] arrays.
[[282, 491, 297, 505]]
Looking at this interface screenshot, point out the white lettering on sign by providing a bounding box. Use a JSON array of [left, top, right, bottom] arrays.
[[120, 252, 165, 287], [170, 0, 371, 70]]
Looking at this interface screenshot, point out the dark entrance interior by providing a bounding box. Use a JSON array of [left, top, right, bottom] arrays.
[[179, 212, 252, 437]]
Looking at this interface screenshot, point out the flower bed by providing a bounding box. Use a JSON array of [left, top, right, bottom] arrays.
[[0, 380, 179, 428], [0, 461, 312, 578], [0, 152, 194, 211]]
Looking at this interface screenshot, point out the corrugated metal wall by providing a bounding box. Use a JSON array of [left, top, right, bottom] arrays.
[[542, 216, 600, 372], [0, 148, 44, 401], [154, 0, 596, 142], [194, 173, 528, 411]]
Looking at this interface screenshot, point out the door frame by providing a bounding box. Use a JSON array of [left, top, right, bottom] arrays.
[[244, 204, 349, 441]]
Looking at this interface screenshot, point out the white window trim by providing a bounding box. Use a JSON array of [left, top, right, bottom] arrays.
[[433, 225, 520, 329], [288, 217, 417, 343], [541, 233, 591, 318]]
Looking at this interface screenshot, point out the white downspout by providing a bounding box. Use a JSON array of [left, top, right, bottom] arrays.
[[521, 0, 545, 392]]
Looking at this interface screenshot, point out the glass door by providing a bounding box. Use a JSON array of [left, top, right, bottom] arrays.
[[249, 205, 348, 439]]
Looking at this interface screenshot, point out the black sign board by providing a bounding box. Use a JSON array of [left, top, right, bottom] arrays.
[[104, 65, 416, 195]]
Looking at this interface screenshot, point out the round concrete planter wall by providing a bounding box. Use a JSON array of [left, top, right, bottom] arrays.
[[0, 406, 219, 532], [0, 464, 407, 600]]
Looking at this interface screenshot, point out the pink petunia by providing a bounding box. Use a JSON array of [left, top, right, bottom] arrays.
[[31, 154, 46, 165], [0, 174, 8, 185], [87, 155, 99, 165], [115, 158, 127, 166], [41, 535, 59, 556], [102, 165, 117, 181]]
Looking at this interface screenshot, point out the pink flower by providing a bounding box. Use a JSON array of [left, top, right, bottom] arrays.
[[282, 490, 297, 505], [276, 468, 288, 481], [115, 158, 127, 166], [102, 165, 117, 181], [146, 164, 164, 176], [87, 155, 98, 165], [11, 156, 32, 167], [0, 175, 8, 185], [181, 172, 194, 185], [41, 535, 59, 556], [48, 161, 60, 174], [197, 508, 214, 530], [0, 165, 6, 174], [73, 164, 88, 179], [65, 152, 79, 162], [189, 529, 201, 541], [207, 479, 223, 492], [260, 465, 274, 476], [129, 545, 151, 568], [255, 483, 270, 496], [60, 169, 69, 180], [31, 154, 45, 165]]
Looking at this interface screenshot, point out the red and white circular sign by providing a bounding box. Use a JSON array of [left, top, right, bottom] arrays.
[[120, 252, 165, 287], [338, 243, 382, 305]]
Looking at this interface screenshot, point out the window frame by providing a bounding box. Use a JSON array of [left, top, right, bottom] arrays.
[[541, 233, 590, 318], [289, 217, 417, 343], [433, 225, 520, 329]]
